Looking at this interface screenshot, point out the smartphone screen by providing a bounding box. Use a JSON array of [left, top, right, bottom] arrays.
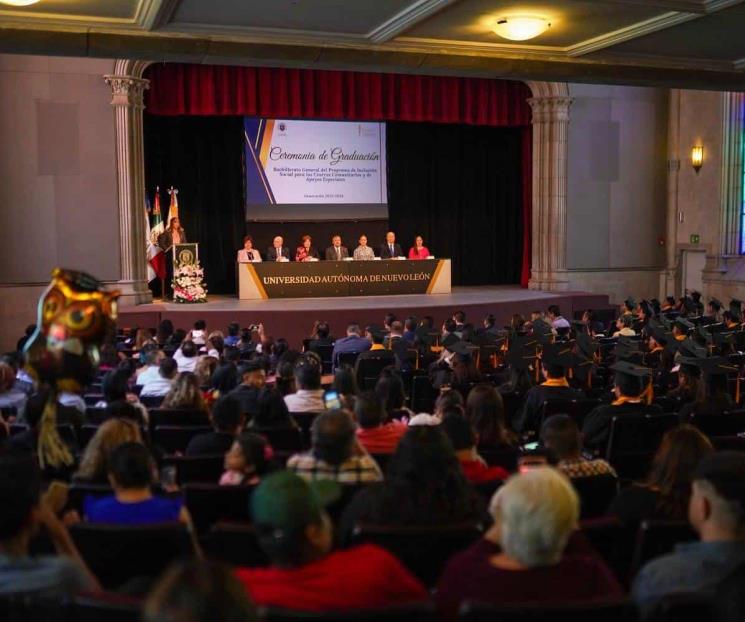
[[324, 390, 342, 410]]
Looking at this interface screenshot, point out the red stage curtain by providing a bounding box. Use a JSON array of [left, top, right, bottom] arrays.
[[145, 64, 532, 127], [144, 63, 533, 286]]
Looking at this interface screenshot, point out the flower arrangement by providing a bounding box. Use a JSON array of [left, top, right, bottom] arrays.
[[173, 261, 208, 303]]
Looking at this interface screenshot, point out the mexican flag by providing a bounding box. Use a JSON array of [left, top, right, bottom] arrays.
[[146, 188, 166, 282]]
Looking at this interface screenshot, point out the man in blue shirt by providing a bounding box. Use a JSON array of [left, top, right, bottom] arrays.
[[331, 323, 371, 370], [633, 452, 745, 616]]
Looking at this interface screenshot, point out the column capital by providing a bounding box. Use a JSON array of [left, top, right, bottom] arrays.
[[527, 96, 573, 123], [103, 75, 150, 108]]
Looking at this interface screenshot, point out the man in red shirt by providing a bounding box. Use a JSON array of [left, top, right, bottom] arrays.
[[235, 471, 427, 612], [354, 391, 407, 455], [440, 414, 508, 484]]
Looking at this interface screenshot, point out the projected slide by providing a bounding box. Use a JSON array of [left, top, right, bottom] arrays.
[[244, 118, 388, 221]]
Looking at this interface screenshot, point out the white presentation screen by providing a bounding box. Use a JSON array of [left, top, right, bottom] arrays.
[[244, 117, 388, 221]]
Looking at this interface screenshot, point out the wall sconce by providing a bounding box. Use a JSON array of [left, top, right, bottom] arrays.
[[691, 145, 704, 173]]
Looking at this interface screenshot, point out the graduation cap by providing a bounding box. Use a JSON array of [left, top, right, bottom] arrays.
[[730, 299, 742, 321], [610, 361, 654, 396], [531, 318, 553, 337], [647, 318, 672, 347], [713, 331, 736, 350], [650, 299, 661, 316], [610, 360, 654, 379], [639, 300, 654, 318], [238, 358, 266, 375], [624, 297, 636, 311], [678, 337, 708, 359], [541, 343, 575, 372], [678, 356, 738, 378], [674, 317, 695, 333], [709, 298, 723, 312], [690, 291, 702, 303]]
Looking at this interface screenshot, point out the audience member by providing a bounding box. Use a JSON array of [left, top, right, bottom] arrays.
[[186, 395, 245, 457], [284, 354, 325, 413], [441, 414, 508, 484], [161, 372, 207, 413], [140, 357, 178, 398], [235, 471, 427, 611], [436, 468, 622, 619], [224, 323, 241, 348], [466, 384, 517, 449], [190, 321, 207, 346], [174, 340, 199, 373], [374, 370, 414, 422], [608, 425, 713, 527], [331, 366, 358, 411], [633, 452, 745, 616], [0, 447, 98, 596], [0, 362, 27, 420], [353, 329, 395, 388], [331, 324, 370, 370], [229, 359, 267, 420], [339, 426, 483, 544], [195, 356, 219, 389], [287, 410, 382, 484], [210, 347, 240, 396], [354, 391, 407, 455], [95, 368, 149, 422], [220, 432, 271, 486], [248, 388, 298, 431], [144, 560, 257, 622], [74, 418, 143, 485], [540, 415, 616, 479], [84, 442, 187, 525], [136, 345, 163, 384]]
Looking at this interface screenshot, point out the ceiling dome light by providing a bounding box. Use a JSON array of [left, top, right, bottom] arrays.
[[493, 16, 550, 41], [0, 0, 41, 5]]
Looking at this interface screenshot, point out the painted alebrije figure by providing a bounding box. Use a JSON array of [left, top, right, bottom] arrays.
[[24, 269, 119, 469]]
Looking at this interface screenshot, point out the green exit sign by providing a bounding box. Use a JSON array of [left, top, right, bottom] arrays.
[[690, 234, 700, 244]]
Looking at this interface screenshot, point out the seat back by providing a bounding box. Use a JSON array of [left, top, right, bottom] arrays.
[[410, 375, 436, 414], [711, 435, 745, 451], [139, 394, 165, 409], [163, 455, 225, 485], [0, 594, 66, 622], [459, 599, 637, 622], [477, 445, 520, 472], [78, 424, 100, 449], [201, 522, 269, 567], [688, 411, 745, 436], [629, 519, 696, 580], [336, 351, 361, 369], [571, 474, 619, 519], [290, 412, 321, 446], [357, 357, 394, 387], [148, 409, 210, 434], [152, 425, 212, 454], [261, 602, 436, 622], [251, 426, 306, 453], [84, 406, 110, 424], [606, 414, 678, 479], [310, 343, 334, 375], [350, 522, 483, 587], [70, 522, 194, 590], [68, 595, 142, 622], [184, 484, 255, 534]]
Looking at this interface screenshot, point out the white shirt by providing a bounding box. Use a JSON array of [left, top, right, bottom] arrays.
[[237, 249, 262, 263], [136, 366, 161, 386], [58, 392, 86, 413], [174, 349, 198, 373], [140, 376, 174, 397], [551, 316, 571, 330]]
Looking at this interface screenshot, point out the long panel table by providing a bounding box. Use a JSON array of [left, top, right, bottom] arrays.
[[238, 258, 451, 299]]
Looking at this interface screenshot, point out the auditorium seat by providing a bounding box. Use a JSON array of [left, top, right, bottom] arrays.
[[459, 599, 638, 622], [290, 412, 321, 445], [148, 408, 210, 435], [541, 398, 603, 429], [68, 594, 142, 622], [645, 593, 713, 622], [201, 521, 268, 567], [78, 423, 100, 449], [710, 435, 745, 452], [410, 375, 437, 414], [0, 593, 66, 622], [309, 343, 334, 374], [261, 602, 436, 622], [84, 407, 109, 424], [500, 393, 525, 429], [477, 445, 520, 472], [606, 414, 679, 480], [349, 522, 483, 587], [336, 351, 361, 369], [580, 516, 632, 583], [83, 393, 104, 406], [629, 519, 696, 581], [67, 483, 114, 514], [184, 483, 255, 534], [687, 411, 745, 436], [69, 523, 194, 590], [571, 474, 619, 519], [152, 425, 212, 454], [139, 394, 165, 409], [163, 455, 224, 485], [251, 425, 305, 452]]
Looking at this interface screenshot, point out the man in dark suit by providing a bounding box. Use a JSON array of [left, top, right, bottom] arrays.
[[332, 323, 371, 370], [266, 236, 291, 262], [324, 235, 349, 261], [378, 231, 402, 259], [387, 321, 416, 372]]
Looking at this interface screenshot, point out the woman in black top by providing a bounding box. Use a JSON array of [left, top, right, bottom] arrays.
[[338, 426, 484, 546], [607, 424, 713, 527]]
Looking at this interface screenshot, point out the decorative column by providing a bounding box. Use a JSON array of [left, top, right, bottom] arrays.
[[716, 92, 744, 258], [103, 69, 153, 305], [525, 85, 572, 291], [659, 89, 681, 297]]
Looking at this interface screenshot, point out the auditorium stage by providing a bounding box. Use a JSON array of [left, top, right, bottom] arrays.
[[120, 287, 612, 349]]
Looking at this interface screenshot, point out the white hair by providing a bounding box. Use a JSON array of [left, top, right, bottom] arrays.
[[489, 467, 579, 567]]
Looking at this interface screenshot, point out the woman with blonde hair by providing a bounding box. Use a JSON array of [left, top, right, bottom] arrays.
[[162, 372, 207, 412], [74, 418, 143, 485], [195, 357, 219, 389]]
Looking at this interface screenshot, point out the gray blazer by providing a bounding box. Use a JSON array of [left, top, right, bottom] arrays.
[[325, 246, 349, 261]]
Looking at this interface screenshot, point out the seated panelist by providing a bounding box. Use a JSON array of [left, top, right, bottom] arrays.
[[237, 235, 262, 263], [325, 235, 349, 261], [266, 236, 291, 262], [353, 234, 375, 261], [408, 235, 431, 260], [379, 231, 403, 259], [295, 235, 320, 262]]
